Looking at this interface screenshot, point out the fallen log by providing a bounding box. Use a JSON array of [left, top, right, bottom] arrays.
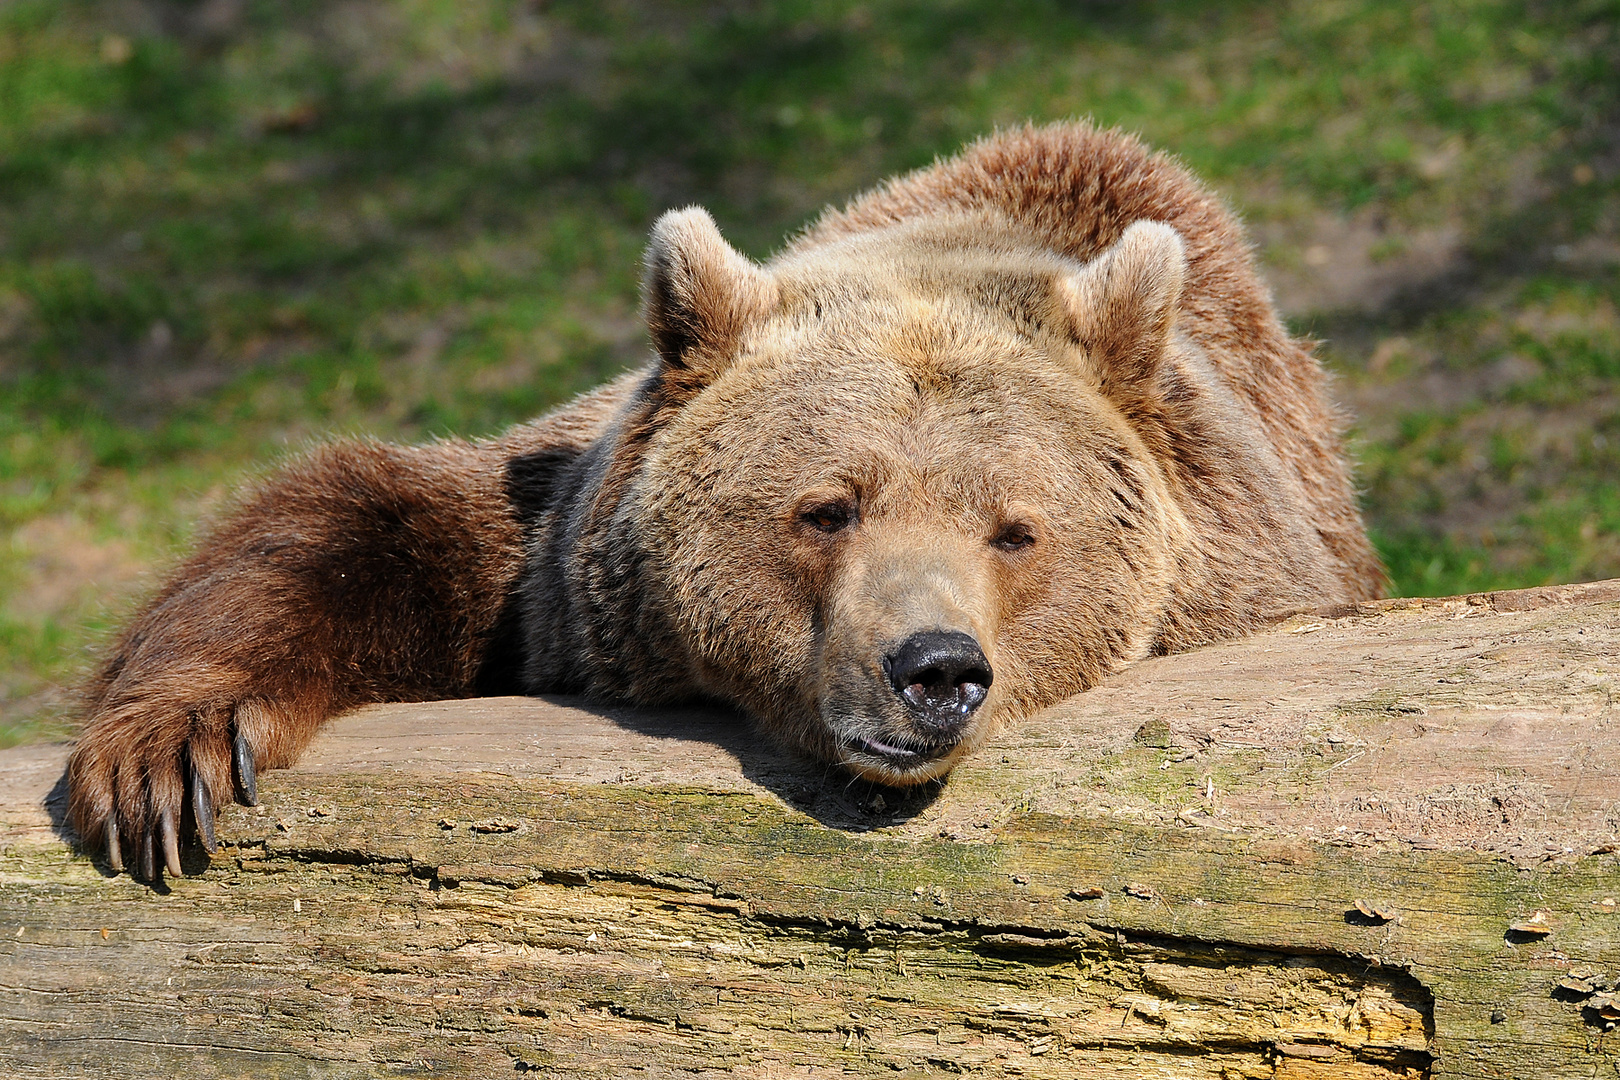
[[2, 581, 1618, 1078]]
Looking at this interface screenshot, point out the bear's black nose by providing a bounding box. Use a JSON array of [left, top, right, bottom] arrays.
[[884, 630, 993, 735]]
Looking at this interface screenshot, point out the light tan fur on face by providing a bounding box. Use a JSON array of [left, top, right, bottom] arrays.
[[635, 216, 1199, 782]]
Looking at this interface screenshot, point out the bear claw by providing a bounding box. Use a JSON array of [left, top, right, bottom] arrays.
[[137, 828, 155, 883], [233, 733, 258, 807], [160, 808, 182, 879], [106, 820, 123, 874], [192, 769, 218, 855]]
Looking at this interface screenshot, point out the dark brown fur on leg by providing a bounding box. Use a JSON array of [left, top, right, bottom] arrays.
[[66, 438, 531, 880]]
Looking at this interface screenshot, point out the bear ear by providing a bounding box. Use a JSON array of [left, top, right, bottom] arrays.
[[1056, 220, 1187, 397], [642, 207, 779, 397]]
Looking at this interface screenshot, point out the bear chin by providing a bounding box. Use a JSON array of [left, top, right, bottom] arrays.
[[835, 730, 983, 788], [65, 121, 1383, 881]]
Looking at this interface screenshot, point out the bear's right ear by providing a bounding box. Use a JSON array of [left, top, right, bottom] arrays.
[[642, 207, 779, 399], [1056, 220, 1187, 399]]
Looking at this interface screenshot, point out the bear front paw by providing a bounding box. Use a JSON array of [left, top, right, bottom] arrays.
[[66, 698, 268, 882]]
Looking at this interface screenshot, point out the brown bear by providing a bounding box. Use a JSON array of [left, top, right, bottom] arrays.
[[66, 121, 1384, 881]]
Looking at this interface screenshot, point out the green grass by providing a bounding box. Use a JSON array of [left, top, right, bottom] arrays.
[[2, 0, 1618, 744]]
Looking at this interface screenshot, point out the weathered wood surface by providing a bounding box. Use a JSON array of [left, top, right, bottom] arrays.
[[2, 580, 1618, 1078]]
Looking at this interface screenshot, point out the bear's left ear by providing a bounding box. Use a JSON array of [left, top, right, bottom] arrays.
[[1056, 220, 1186, 397], [642, 207, 779, 398]]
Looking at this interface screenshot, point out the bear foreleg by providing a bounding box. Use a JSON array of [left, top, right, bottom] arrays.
[[65, 438, 527, 881]]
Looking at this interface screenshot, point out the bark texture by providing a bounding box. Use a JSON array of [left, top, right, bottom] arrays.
[[3, 580, 1619, 1078]]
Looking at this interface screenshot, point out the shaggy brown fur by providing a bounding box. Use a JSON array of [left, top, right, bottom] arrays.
[[67, 122, 1383, 880]]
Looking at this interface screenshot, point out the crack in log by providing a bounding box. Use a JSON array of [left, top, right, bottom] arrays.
[[238, 838, 1442, 1054]]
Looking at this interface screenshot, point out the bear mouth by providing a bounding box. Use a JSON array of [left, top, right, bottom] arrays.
[[843, 732, 956, 770]]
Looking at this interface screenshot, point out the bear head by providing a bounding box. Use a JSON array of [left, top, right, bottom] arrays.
[[629, 206, 1197, 786]]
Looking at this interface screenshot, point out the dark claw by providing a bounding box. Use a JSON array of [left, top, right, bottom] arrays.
[[233, 732, 258, 807], [138, 828, 155, 882], [106, 819, 123, 874], [161, 808, 181, 878], [192, 768, 218, 855]]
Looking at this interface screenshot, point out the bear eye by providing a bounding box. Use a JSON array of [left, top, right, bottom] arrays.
[[800, 499, 856, 534], [993, 522, 1037, 551]]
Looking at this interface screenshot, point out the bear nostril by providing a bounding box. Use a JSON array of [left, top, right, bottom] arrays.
[[885, 630, 993, 733], [899, 665, 991, 713]]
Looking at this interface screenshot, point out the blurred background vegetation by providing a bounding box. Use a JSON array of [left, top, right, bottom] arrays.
[[2, 0, 1617, 745]]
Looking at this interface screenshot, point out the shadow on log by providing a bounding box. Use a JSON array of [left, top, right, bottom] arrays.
[[2, 581, 1619, 1078]]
